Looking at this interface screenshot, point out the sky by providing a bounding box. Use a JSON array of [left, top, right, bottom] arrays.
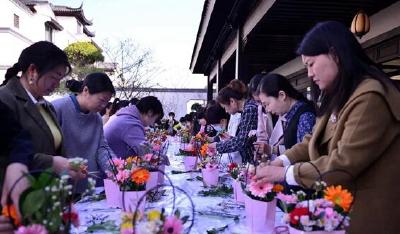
[[50, 0, 207, 89]]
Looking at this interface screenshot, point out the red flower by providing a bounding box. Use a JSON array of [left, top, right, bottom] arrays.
[[62, 210, 80, 227], [228, 163, 238, 171], [289, 207, 309, 225]]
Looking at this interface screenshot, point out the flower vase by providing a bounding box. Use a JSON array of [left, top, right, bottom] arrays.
[[232, 180, 245, 204], [121, 190, 146, 213], [201, 168, 219, 187], [288, 226, 345, 234], [146, 172, 159, 191], [104, 179, 121, 208], [158, 165, 165, 185], [245, 196, 276, 233], [183, 156, 197, 171]]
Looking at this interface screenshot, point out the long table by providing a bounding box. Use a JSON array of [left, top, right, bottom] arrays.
[[71, 140, 285, 234]]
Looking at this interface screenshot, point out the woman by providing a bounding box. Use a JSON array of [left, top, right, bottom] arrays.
[[255, 73, 316, 156], [255, 21, 400, 233], [248, 74, 274, 155], [104, 96, 164, 158], [208, 79, 258, 163], [52, 73, 116, 191], [0, 41, 85, 179]]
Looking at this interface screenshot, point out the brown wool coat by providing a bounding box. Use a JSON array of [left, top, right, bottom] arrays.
[[285, 78, 400, 234], [0, 77, 64, 170]]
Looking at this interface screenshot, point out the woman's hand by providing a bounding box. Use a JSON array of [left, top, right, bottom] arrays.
[[254, 164, 285, 184], [208, 142, 217, 151], [253, 141, 272, 155], [52, 156, 86, 180]]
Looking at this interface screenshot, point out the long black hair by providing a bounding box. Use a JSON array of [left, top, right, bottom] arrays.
[[3, 41, 71, 86], [297, 21, 397, 116], [66, 72, 115, 95], [258, 73, 308, 103]]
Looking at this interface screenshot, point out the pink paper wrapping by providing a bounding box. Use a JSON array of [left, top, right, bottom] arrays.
[[288, 226, 345, 234], [104, 179, 121, 208], [233, 180, 245, 204], [201, 168, 219, 186], [183, 156, 197, 171], [121, 190, 146, 213], [245, 195, 276, 233]]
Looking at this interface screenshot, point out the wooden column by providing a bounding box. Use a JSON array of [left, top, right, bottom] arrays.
[[207, 76, 213, 101], [235, 27, 242, 80]]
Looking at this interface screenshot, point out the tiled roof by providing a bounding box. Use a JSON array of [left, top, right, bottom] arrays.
[[52, 4, 93, 26]]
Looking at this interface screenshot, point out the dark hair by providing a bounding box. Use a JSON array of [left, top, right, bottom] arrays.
[[136, 96, 164, 118], [130, 97, 139, 106], [248, 73, 265, 96], [66, 72, 115, 95], [205, 103, 228, 124], [100, 102, 112, 116], [297, 21, 397, 115], [184, 113, 194, 122], [217, 79, 248, 105], [168, 112, 175, 117], [109, 98, 130, 116], [179, 116, 186, 123], [258, 73, 308, 102], [3, 41, 71, 86]]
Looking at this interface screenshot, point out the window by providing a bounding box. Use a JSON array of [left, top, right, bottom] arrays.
[[14, 14, 19, 28], [45, 23, 53, 42], [77, 21, 82, 34]]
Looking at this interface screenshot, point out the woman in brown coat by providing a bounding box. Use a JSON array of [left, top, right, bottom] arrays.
[[255, 21, 400, 233]]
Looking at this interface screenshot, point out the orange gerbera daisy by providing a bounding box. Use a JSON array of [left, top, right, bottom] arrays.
[[324, 185, 353, 212], [200, 144, 208, 157], [1, 204, 20, 226], [272, 184, 284, 193], [131, 168, 150, 184]]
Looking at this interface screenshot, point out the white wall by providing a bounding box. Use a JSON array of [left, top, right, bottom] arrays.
[[55, 16, 92, 49]]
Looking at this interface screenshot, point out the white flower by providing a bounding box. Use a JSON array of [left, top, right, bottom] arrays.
[[136, 220, 162, 234]]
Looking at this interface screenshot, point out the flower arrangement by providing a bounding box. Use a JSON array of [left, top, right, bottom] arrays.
[[278, 181, 354, 232], [121, 208, 189, 234], [107, 157, 150, 191], [1, 167, 94, 234], [227, 163, 239, 180]]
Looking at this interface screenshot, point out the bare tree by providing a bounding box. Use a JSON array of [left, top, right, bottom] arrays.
[[102, 38, 161, 99]]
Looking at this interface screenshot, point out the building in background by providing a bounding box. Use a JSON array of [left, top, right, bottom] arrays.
[[190, 0, 400, 101], [0, 0, 96, 81]]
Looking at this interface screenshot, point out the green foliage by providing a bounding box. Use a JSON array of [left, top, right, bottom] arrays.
[[64, 41, 104, 66], [198, 184, 233, 197]]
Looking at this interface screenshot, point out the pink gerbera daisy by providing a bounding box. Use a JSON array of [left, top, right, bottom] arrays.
[[15, 224, 48, 234], [163, 215, 183, 234], [248, 181, 273, 198]]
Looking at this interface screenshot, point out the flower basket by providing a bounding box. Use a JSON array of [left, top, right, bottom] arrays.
[[232, 180, 245, 204], [288, 226, 345, 234], [201, 167, 219, 187], [104, 179, 122, 208], [183, 156, 198, 171], [245, 195, 276, 233], [121, 190, 146, 213]]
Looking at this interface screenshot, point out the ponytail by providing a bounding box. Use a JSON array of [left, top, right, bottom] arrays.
[[66, 79, 84, 93], [2, 63, 21, 86]]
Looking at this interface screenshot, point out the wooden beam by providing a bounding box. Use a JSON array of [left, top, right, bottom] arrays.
[[242, 0, 276, 38]]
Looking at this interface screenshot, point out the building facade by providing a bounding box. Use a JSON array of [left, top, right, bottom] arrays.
[[0, 0, 96, 81], [190, 0, 400, 101]]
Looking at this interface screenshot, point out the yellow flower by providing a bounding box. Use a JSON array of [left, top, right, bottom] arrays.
[[324, 185, 354, 212], [147, 210, 161, 221]]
